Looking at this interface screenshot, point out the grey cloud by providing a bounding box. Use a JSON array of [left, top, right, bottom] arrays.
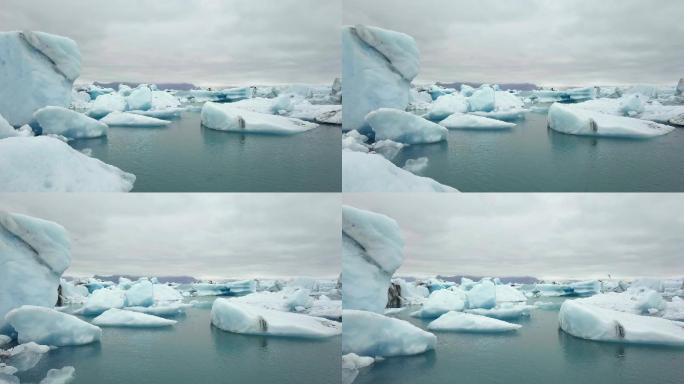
[[343, 194, 684, 280]]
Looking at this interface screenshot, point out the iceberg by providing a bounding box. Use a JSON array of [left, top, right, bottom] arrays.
[[153, 284, 183, 303], [0, 137, 134, 192], [342, 309, 436, 357], [410, 289, 466, 318], [467, 280, 497, 309], [468, 86, 496, 112], [210, 300, 341, 338], [342, 151, 457, 192], [342, 353, 374, 384], [124, 280, 154, 307], [59, 280, 89, 304], [125, 303, 187, 317], [495, 285, 527, 303], [424, 93, 469, 121], [92, 308, 176, 327], [342, 205, 404, 313], [533, 87, 595, 103], [125, 85, 152, 111], [534, 301, 562, 310], [39, 366, 75, 384], [150, 91, 181, 110], [3, 342, 49, 372], [128, 107, 184, 120], [0, 31, 80, 126], [79, 288, 125, 315], [617, 93, 646, 116], [366, 108, 447, 144], [547, 103, 674, 138], [34, 106, 107, 139], [470, 109, 527, 122], [0, 114, 22, 139], [664, 297, 684, 321], [466, 303, 533, 320], [439, 113, 515, 130], [100, 111, 170, 127], [428, 311, 521, 332], [558, 300, 684, 346], [6, 306, 101, 346], [402, 157, 428, 174], [0, 212, 70, 333], [87, 93, 127, 119], [342, 25, 419, 133], [201, 102, 316, 134]]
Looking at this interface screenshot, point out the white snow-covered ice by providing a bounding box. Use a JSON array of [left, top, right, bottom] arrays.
[[34, 106, 107, 139], [428, 311, 522, 332], [100, 111, 170, 127], [92, 308, 176, 327], [201, 102, 316, 135], [439, 113, 515, 130], [366, 108, 447, 144], [5, 306, 101, 346]]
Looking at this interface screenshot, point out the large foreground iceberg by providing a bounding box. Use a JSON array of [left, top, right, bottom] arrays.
[[366, 108, 447, 144], [0, 212, 70, 333], [342, 205, 404, 313], [201, 102, 316, 135], [342, 151, 456, 192], [0, 137, 135, 192], [558, 300, 684, 346], [210, 300, 341, 338], [548, 103, 674, 138], [5, 306, 101, 346], [92, 308, 176, 327], [0, 31, 81, 126], [34, 106, 107, 139], [342, 25, 419, 133], [342, 310, 436, 357], [428, 311, 521, 332]]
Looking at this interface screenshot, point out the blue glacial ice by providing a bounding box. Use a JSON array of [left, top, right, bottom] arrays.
[[100, 111, 171, 127], [466, 302, 534, 320], [468, 85, 496, 112], [0, 212, 70, 334], [533, 87, 596, 103], [439, 112, 515, 130], [6, 306, 101, 346], [124, 280, 154, 307], [87, 93, 127, 119], [125, 85, 152, 111], [342, 25, 419, 133], [2, 341, 49, 372], [78, 288, 125, 315], [424, 93, 469, 121], [0, 31, 80, 126], [92, 308, 176, 328], [466, 279, 497, 309], [428, 311, 521, 333], [200, 102, 316, 135], [365, 108, 447, 145], [410, 289, 466, 318], [34, 106, 107, 139], [39, 366, 75, 384]]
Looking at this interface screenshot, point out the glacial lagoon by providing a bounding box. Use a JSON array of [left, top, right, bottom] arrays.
[[354, 297, 684, 384]]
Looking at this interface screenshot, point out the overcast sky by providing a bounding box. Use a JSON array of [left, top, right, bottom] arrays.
[[1, 194, 340, 279], [344, 0, 684, 87], [1, 0, 340, 86], [343, 194, 684, 280]]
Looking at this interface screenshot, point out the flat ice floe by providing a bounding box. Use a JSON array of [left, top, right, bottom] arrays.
[[92, 308, 176, 327], [366, 108, 447, 144], [210, 300, 341, 338], [466, 303, 533, 320], [39, 366, 75, 384], [559, 300, 684, 346], [439, 112, 515, 130], [6, 305, 102, 346], [125, 303, 187, 317], [428, 311, 522, 333], [342, 151, 457, 192], [100, 111, 171, 127], [34, 106, 108, 139], [410, 289, 466, 318], [0, 137, 135, 192], [201, 102, 316, 135], [548, 103, 674, 138], [342, 309, 437, 357]]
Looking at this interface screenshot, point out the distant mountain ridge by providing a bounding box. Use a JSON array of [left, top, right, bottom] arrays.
[[437, 81, 538, 91], [437, 275, 539, 284]]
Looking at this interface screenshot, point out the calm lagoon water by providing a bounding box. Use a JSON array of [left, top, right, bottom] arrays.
[[391, 112, 684, 192], [15, 298, 340, 384], [355, 297, 684, 384], [68, 110, 341, 192]]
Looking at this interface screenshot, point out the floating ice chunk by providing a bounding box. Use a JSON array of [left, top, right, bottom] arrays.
[[341, 353, 375, 384], [618, 93, 646, 116], [547, 103, 674, 138], [534, 301, 562, 310], [342, 205, 404, 313], [124, 280, 154, 307], [0, 373, 19, 384], [4, 342, 49, 372], [468, 86, 495, 112], [467, 280, 497, 309], [79, 288, 125, 315], [125, 303, 186, 317], [100, 111, 170, 127], [428, 311, 521, 332], [39, 366, 75, 384], [494, 91, 525, 110], [0, 213, 70, 333], [342, 309, 436, 357], [342, 25, 418, 133], [153, 284, 183, 303], [210, 300, 340, 338], [439, 113, 515, 130], [460, 84, 475, 97], [424, 93, 469, 121], [372, 139, 405, 161], [342, 151, 457, 192], [0, 365, 17, 375], [466, 303, 533, 320], [150, 91, 181, 110], [88, 93, 127, 119], [635, 290, 666, 314], [125, 86, 152, 111], [533, 87, 595, 103], [92, 308, 176, 327], [342, 130, 370, 153], [625, 85, 658, 98], [495, 285, 527, 303], [569, 280, 601, 296], [664, 297, 684, 321], [201, 102, 316, 134], [366, 108, 447, 144], [128, 108, 184, 120], [535, 283, 573, 297], [34, 106, 107, 139], [285, 289, 314, 311], [394, 279, 430, 305], [0, 31, 80, 126], [402, 157, 428, 174], [0, 114, 21, 139], [470, 109, 527, 122], [59, 280, 89, 304], [411, 289, 466, 318], [558, 300, 684, 346], [6, 306, 101, 346]]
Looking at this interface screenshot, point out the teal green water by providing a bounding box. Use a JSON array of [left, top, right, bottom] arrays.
[[68, 111, 341, 192], [15, 299, 340, 384], [391, 112, 684, 191], [355, 297, 684, 384]]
